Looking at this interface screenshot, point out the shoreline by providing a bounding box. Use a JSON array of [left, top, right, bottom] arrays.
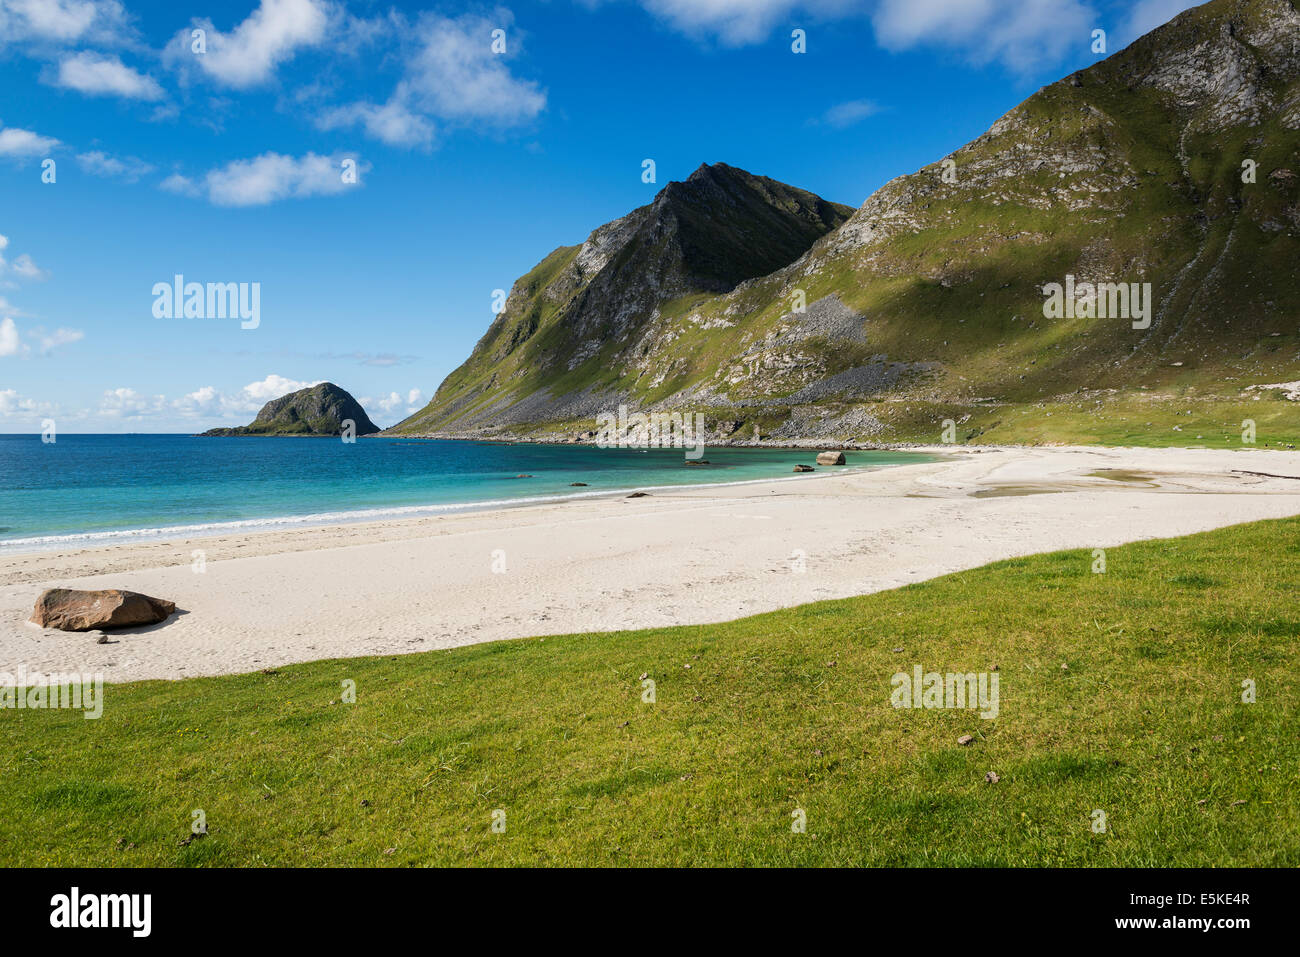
[[4, 443, 1300, 684], [378, 431, 998, 451], [0, 459, 915, 554]]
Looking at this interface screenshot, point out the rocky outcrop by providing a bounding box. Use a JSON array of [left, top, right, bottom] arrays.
[[30, 588, 176, 631], [816, 451, 846, 465], [202, 383, 379, 437]]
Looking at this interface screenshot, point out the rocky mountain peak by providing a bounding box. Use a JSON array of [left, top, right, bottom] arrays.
[[1087, 0, 1300, 128], [393, 165, 853, 433]]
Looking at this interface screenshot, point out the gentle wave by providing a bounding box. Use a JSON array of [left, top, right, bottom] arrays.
[[0, 468, 868, 552]]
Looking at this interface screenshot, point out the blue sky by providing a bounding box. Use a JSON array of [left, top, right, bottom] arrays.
[[0, 0, 1202, 432]]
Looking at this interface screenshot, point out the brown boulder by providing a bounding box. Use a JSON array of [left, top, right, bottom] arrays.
[[793, 464, 815, 472], [30, 588, 176, 632], [816, 451, 846, 465]]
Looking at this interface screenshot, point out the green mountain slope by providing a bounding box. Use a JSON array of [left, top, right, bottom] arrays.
[[394, 0, 1300, 447]]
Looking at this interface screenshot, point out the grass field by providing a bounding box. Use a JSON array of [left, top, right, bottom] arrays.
[[872, 395, 1300, 449], [2, 516, 1297, 867]]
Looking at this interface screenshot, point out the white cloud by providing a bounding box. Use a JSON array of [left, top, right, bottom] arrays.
[[632, 0, 847, 45], [53, 51, 164, 100], [404, 12, 545, 125], [0, 317, 19, 356], [366, 391, 403, 414], [626, 0, 1102, 71], [871, 0, 1094, 73], [76, 150, 155, 181], [0, 0, 129, 46], [242, 373, 319, 402], [0, 387, 55, 418], [172, 385, 226, 418], [618, 0, 873, 46], [0, 236, 47, 281], [0, 123, 60, 158], [0, 318, 81, 357], [321, 11, 544, 149], [361, 387, 424, 420], [99, 387, 165, 418], [173, 374, 323, 419], [197, 151, 363, 206], [318, 95, 435, 149], [10, 253, 47, 280], [818, 98, 881, 128], [33, 326, 83, 353], [164, 154, 365, 206], [170, 0, 334, 89], [64, 376, 332, 425], [159, 172, 199, 196]]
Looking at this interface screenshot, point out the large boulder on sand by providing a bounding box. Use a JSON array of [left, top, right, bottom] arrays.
[[30, 588, 176, 632], [816, 451, 846, 465]]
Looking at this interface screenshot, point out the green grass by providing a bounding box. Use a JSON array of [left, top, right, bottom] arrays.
[[859, 395, 1300, 449], [3, 517, 1298, 866]]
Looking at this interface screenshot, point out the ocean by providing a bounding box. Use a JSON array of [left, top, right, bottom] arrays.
[[0, 434, 933, 550]]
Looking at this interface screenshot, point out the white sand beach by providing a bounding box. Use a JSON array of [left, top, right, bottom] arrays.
[[3, 444, 1300, 683]]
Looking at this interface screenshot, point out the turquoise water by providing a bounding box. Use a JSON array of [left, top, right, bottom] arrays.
[[0, 435, 933, 549]]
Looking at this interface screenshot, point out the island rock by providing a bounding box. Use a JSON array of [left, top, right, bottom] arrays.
[[200, 383, 379, 437]]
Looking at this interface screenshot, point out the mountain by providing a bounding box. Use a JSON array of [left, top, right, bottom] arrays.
[[393, 0, 1300, 447], [201, 383, 380, 437], [392, 162, 853, 434]]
